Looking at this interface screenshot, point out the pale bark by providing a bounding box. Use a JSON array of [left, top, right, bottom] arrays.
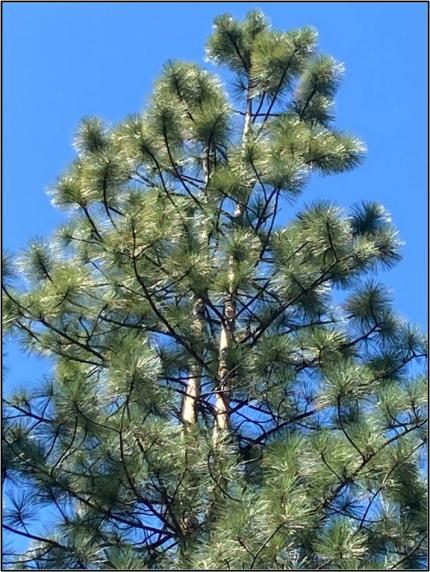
[[212, 87, 253, 443], [233, 96, 252, 218], [180, 150, 212, 431], [181, 297, 205, 429], [213, 297, 235, 443]]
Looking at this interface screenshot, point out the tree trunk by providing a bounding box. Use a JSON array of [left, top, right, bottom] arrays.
[[213, 298, 235, 443], [212, 87, 253, 443], [181, 154, 211, 431], [181, 297, 205, 429]]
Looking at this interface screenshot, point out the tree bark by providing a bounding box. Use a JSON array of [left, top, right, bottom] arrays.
[[213, 297, 235, 443], [213, 86, 253, 443], [181, 150, 211, 431], [181, 297, 205, 429]]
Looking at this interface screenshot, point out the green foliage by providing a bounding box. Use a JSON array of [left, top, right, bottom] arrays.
[[2, 10, 427, 571], [313, 519, 368, 569], [74, 116, 110, 156]]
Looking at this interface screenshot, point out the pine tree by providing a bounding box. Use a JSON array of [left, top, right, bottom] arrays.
[[3, 11, 427, 570]]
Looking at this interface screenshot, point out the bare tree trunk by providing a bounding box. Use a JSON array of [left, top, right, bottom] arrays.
[[180, 152, 212, 431], [213, 297, 235, 443], [233, 91, 253, 218], [181, 297, 205, 429], [212, 86, 253, 443]]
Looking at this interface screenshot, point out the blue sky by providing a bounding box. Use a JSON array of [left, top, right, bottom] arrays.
[[2, 1, 428, 558]]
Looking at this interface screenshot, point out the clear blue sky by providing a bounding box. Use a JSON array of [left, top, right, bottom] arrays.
[[2, 1, 428, 556], [3, 2, 428, 380]]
